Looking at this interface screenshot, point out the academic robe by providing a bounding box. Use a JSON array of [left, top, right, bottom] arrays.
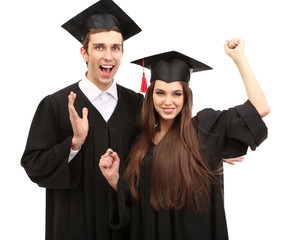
[[109, 100, 268, 240], [21, 82, 143, 240]]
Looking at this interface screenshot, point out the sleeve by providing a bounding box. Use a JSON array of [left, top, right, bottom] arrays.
[[108, 177, 131, 230], [21, 95, 82, 189], [196, 100, 268, 159], [68, 148, 81, 163]]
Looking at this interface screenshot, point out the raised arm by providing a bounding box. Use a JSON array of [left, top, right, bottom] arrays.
[[21, 94, 85, 189], [68, 91, 89, 150], [224, 38, 270, 118]]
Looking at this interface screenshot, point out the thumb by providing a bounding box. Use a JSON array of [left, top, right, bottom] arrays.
[[224, 40, 230, 51], [109, 150, 120, 162]]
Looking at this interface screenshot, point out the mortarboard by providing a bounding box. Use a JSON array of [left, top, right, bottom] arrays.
[[61, 0, 141, 43], [131, 51, 212, 87]]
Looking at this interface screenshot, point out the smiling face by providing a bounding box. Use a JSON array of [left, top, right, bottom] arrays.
[[153, 80, 184, 126], [80, 30, 124, 91]]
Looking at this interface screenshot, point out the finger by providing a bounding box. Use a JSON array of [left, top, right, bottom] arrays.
[[223, 159, 234, 165], [99, 161, 111, 169], [110, 151, 120, 164], [82, 107, 88, 120], [107, 148, 114, 155], [68, 93, 80, 119], [223, 156, 244, 165], [224, 40, 231, 52], [68, 91, 76, 106], [69, 105, 79, 119], [227, 38, 237, 48], [68, 92, 78, 114], [230, 157, 244, 162], [228, 41, 237, 49], [99, 157, 113, 168], [101, 161, 112, 168], [224, 40, 229, 47], [101, 153, 113, 161]]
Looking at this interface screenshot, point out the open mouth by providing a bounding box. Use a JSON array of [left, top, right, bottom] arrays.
[[100, 65, 114, 76]]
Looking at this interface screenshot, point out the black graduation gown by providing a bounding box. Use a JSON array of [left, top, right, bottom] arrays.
[[109, 100, 268, 240], [21, 82, 143, 240]]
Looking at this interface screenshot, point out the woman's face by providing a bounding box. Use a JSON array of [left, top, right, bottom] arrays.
[[153, 80, 184, 124]]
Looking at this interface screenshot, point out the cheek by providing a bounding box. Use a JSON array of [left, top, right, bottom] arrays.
[[87, 54, 98, 65], [115, 55, 123, 65], [176, 98, 184, 110], [152, 95, 160, 109]]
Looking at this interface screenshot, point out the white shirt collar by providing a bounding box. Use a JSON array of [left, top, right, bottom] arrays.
[[79, 73, 118, 102]]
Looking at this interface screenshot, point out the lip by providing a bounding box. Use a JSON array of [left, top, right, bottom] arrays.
[[99, 64, 115, 77], [162, 108, 175, 114], [100, 64, 114, 68]]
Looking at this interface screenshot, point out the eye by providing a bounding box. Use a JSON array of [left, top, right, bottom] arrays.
[[155, 91, 164, 95], [113, 46, 121, 51], [95, 46, 103, 50], [173, 92, 183, 97]]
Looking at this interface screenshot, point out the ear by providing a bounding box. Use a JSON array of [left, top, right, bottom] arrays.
[[80, 47, 89, 63]]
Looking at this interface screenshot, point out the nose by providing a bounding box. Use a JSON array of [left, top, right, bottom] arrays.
[[103, 48, 113, 61], [164, 95, 172, 105]]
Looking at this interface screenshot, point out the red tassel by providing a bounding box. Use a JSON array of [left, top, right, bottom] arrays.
[[140, 58, 148, 93]]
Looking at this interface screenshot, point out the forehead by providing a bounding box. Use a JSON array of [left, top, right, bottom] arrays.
[[154, 80, 183, 91], [89, 31, 123, 45]]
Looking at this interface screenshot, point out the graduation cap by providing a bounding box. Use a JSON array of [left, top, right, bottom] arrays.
[[131, 51, 212, 92], [61, 0, 141, 43]]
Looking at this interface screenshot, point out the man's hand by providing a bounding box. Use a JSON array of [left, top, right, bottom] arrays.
[[68, 91, 89, 150]]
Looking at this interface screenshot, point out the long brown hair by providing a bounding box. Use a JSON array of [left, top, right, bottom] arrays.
[[124, 80, 217, 214]]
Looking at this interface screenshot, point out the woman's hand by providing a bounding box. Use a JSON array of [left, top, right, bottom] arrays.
[[99, 149, 120, 191], [223, 156, 244, 165], [224, 38, 245, 62], [223, 38, 270, 118]]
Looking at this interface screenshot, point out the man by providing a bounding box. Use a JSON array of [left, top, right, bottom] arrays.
[[21, 0, 142, 239]]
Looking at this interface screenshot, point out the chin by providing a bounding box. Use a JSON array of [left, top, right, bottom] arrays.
[[160, 115, 176, 121]]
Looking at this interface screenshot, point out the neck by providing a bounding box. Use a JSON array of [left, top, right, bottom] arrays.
[[159, 116, 174, 131], [86, 72, 114, 92], [153, 118, 174, 145]]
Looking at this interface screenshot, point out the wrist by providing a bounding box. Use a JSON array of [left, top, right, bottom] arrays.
[[109, 174, 119, 191], [232, 53, 246, 65], [71, 137, 84, 150]]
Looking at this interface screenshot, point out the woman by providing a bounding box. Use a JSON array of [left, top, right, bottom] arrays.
[[99, 38, 269, 240]]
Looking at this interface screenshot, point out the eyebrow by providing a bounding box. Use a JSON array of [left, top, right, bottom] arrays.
[[92, 43, 123, 46], [155, 88, 183, 93]]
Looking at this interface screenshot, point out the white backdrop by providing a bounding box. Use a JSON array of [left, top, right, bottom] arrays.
[[1, 0, 282, 239]]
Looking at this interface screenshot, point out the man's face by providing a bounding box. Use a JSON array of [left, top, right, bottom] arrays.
[[81, 31, 124, 91]]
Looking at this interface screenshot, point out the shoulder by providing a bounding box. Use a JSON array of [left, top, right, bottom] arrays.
[[194, 107, 226, 130], [51, 82, 80, 102], [37, 82, 80, 113], [117, 84, 143, 99], [194, 100, 263, 131], [117, 84, 144, 104]]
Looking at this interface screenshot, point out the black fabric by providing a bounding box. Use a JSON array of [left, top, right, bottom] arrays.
[[61, 0, 142, 43], [131, 51, 212, 83], [109, 100, 268, 240], [21, 82, 143, 240]]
